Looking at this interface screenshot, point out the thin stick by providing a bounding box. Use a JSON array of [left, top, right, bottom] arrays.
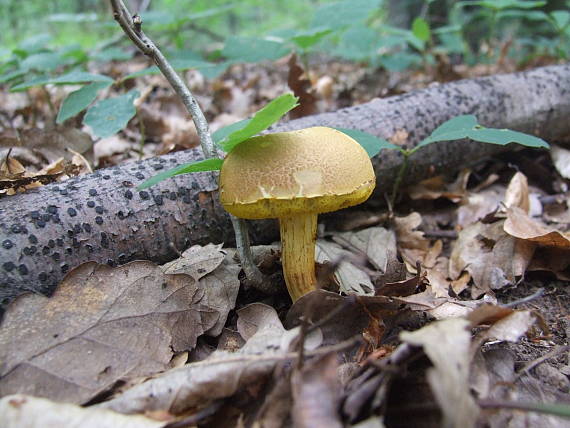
[[109, 0, 267, 290]]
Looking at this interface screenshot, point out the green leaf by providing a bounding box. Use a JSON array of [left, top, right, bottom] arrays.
[[222, 36, 290, 63], [217, 94, 299, 152], [20, 52, 68, 72], [335, 27, 379, 61], [335, 128, 400, 157], [431, 115, 478, 136], [471, 0, 545, 10], [10, 71, 113, 91], [550, 10, 570, 30], [137, 158, 224, 190], [412, 17, 431, 42], [311, 0, 382, 28], [290, 28, 333, 50], [417, 115, 549, 149], [213, 119, 251, 144], [83, 90, 139, 138], [466, 128, 549, 148], [56, 81, 111, 124]]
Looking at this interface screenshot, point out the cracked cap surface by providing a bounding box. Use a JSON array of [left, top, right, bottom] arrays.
[[219, 126, 376, 219]]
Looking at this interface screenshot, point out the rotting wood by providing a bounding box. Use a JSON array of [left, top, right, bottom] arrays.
[[1, 63, 569, 309]]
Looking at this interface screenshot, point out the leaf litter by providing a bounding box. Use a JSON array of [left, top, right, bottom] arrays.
[[1, 57, 570, 427]]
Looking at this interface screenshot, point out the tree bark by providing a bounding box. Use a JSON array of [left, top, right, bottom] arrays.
[[1, 63, 569, 309]]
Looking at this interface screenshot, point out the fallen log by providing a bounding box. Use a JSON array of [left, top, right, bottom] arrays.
[[1, 63, 569, 308]]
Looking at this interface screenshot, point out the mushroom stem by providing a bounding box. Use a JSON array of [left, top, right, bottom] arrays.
[[279, 213, 318, 301]]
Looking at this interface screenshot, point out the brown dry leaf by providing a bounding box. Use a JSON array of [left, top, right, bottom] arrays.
[[0, 394, 163, 428], [449, 221, 534, 298], [288, 54, 317, 119], [291, 353, 342, 428], [162, 243, 226, 279], [286, 291, 398, 346], [456, 185, 504, 227], [400, 318, 479, 428], [316, 240, 374, 296], [503, 172, 529, 212], [0, 261, 222, 404], [98, 304, 290, 415], [0, 127, 93, 168], [504, 206, 570, 249], [332, 227, 398, 273], [393, 212, 440, 272], [408, 169, 470, 202]]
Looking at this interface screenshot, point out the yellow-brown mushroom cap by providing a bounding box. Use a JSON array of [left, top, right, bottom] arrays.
[[219, 126, 376, 219]]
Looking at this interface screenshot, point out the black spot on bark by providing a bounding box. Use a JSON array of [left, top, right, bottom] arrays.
[[67, 208, 77, 217], [2, 240, 14, 249]]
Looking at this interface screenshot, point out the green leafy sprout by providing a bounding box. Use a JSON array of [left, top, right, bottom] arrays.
[[138, 93, 549, 203]]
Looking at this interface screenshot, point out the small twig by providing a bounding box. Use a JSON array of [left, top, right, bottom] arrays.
[[110, 0, 267, 290], [514, 345, 570, 381], [503, 288, 545, 308]]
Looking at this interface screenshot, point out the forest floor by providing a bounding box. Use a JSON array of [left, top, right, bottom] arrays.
[[0, 52, 569, 427]]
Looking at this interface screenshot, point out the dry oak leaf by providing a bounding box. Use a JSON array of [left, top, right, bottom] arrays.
[[98, 304, 290, 415], [504, 206, 570, 249], [0, 261, 221, 404], [449, 221, 534, 298]]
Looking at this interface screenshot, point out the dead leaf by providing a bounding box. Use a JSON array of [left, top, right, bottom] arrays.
[[333, 227, 398, 273], [503, 172, 529, 212], [456, 186, 504, 227], [407, 169, 470, 202], [292, 353, 342, 428], [98, 305, 290, 415], [287, 54, 317, 119], [400, 318, 479, 428], [161, 243, 226, 280], [504, 206, 570, 249], [0, 394, 163, 428], [0, 261, 219, 404], [316, 240, 374, 295], [393, 212, 440, 272], [449, 221, 534, 297]]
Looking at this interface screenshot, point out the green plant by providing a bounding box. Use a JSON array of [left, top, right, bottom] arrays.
[[339, 114, 549, 205]]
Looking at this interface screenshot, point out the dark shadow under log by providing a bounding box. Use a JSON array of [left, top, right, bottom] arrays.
[[1, 63, 569, 308]]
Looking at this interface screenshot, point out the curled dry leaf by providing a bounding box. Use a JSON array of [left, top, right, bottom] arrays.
[[400, 318, 479, 428], [316, 240, 374, 296], [505, 206, 570, 249], [407, 169, 470, 202], [449, 221, 534, 298], [503, 172, 529, 213], [98, 304, 289, 415], [332, 227, 398, 273], [393, 212, 441, 272], [0, 260, 230, 404], [0, 394, 163, 428]]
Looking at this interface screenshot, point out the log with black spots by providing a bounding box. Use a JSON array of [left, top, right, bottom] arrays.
[[1, 63, 569, 311]]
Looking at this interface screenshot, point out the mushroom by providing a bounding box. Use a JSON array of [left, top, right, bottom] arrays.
[[219, 126, 376, 301]]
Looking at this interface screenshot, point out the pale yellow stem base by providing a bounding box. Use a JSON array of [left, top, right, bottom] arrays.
[[279, 213, 318, 301]]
